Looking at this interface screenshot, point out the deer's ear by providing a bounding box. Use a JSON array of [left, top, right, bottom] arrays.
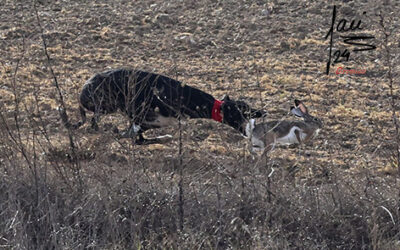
[[291, 106, 304, 117], [222, 95, 230, 101], [294, 99, 308, 114]]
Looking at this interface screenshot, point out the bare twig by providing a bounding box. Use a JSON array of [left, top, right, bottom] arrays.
[[33, 1, 82, 187], [378, 13, 400, 177], [174, 66, 184, 232]]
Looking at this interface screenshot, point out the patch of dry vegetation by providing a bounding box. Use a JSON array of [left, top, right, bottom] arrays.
[[1, 0, 399, 248]]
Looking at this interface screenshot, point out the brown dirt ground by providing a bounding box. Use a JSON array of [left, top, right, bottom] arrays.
[[1, 0, 399, 184]]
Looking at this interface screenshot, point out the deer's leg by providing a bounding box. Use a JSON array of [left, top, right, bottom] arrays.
[[294, 129, 302, 144], [260, 135, 275, 159]]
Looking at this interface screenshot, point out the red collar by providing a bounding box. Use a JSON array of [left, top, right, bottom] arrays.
[[212, 99, 224, 122]]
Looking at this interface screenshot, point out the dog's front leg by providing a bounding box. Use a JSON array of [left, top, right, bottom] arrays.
[[91, 113, 100, 131]]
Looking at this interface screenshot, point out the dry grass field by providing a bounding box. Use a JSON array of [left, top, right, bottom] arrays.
[[1, 0, 400, 249]]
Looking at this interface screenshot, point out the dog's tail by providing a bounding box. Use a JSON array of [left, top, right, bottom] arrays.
[[60, 101, 87, 130], [73, 104, 87, 129]]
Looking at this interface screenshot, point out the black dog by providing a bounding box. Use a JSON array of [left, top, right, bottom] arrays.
[[66, 68, 265, 143]]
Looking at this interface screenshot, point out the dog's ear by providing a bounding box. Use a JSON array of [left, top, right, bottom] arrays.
[[251, 109, 267, 118], [291, 106, 304, 117], [222, 95, 230, 101]]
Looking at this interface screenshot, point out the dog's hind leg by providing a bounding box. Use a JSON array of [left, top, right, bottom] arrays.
[[119, 123, 172, 145], [120, 123, 142, 138], [135, 132, 172, 145], [119, 125, 154, 145]]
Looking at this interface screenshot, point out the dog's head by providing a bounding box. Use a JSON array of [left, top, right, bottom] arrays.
[[221, 95, 266, 134]]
